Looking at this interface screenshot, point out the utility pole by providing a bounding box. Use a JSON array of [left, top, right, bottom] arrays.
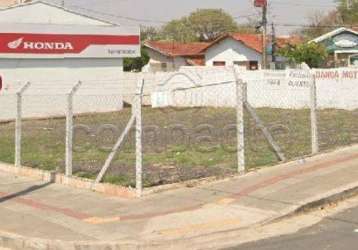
[[271, 22, 276, 68], [262, 2, 268, 69], [254, 0, 268, 69]]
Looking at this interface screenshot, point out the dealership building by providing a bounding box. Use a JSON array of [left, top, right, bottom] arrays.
[[0, 1, 140, 120], [0, 1, 140, 88]]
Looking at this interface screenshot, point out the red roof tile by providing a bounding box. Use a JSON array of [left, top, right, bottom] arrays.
[[202, 33, 303, 53], [145, 34, 303, 58], [230, 33, 263, 53], [199, 33, 264, 53], [144, 41, 209, 57]]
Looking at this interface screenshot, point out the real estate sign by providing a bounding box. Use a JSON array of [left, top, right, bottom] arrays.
[[0, 23, 140, 58]]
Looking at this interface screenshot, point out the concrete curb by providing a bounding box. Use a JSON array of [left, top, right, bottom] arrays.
[[266, 180, 358, 225], [2, 181, 358, 250], [0, 230, 142, 250], [0, 163, 136, 199]]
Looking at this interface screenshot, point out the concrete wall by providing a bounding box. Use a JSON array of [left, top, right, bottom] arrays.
[[0, 59, 126, 121], [151, 67, 358, 110], [205, 38, 262, 68], [3, 67, 358, 122]]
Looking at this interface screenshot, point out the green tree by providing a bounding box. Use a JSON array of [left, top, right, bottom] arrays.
[[123, 47, 149, 72], [278, 42, 328, 68], [160, 18, 197, 42], [160, 9, 239, 42], [187, 9, 239, 41]]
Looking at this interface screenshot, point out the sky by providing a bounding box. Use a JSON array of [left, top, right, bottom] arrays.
[[46, 0, 338, 35]]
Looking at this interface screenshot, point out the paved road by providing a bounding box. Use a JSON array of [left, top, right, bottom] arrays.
[[228, 204, 358, 250]]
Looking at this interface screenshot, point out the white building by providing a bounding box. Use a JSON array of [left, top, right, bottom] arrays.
[[0, 1, 140, 121], [0, 1, 140, 85], [203, 33, 262, 70]]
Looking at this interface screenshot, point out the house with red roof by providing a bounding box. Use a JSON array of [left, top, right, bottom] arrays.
[[144, 33, 300, 72], [204, 33, 263, 70], [144, 41, 209, 72]]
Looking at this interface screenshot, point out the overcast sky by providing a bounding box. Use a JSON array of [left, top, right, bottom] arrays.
[[46, 0, 337, 35]]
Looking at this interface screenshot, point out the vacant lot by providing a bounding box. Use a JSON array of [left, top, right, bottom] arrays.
[[0, 107, 357, 187]]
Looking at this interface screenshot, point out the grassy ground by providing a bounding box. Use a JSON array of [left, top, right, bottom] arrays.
[[0, 107, 357, 187]]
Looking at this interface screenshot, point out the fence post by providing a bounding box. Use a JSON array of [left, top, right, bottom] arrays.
[[310, 72, 319, 154], [233, 66, 246, 174], [65, 81, 82, 177], [15, 82, 31, 168], [135, 78, 145, 197]]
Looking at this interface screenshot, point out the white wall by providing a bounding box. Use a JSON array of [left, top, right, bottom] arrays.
[[0, 2, 129, 121], [205, 38, 262, 68], [151, 67, 358, 111], [0, 58, 125, 121]]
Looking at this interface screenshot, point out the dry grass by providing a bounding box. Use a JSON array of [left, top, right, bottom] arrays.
[[0, 107, 357, 187]]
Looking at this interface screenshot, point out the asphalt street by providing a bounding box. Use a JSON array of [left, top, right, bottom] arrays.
[[227, 204, 358, 250]]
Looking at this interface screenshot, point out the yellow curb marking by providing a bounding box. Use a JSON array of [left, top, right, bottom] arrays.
[[83, 216, 121, 224], [216, 198, 236, 205], [159, 218, 241, 236]]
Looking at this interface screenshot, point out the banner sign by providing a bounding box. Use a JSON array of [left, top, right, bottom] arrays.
[[254, 0, 267, 7], [0, 23, 140, 58]]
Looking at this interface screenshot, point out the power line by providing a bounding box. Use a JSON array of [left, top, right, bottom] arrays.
[[67, 4, 169, 24], [234, 13, 261, 19], [270, 0, 337, 8], [274, 23, 357, 28]]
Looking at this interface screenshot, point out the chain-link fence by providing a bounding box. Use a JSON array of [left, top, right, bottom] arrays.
[[142, 70, 239, 188], [0, 66, 357, 197], [242, 68, 313, 168], [72, 81, 136, 187]]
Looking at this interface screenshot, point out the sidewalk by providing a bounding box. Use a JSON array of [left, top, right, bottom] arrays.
[[1, 145, 358, 250]]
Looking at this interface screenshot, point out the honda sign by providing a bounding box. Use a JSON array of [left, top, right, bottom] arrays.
[[0, 23, 140, 58]]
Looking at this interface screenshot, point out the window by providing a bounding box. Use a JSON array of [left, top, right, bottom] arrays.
[[234, 61, 258, 70], [213, 61, 226, 66], [161, 62, 168, 71], [249, 61, 259, 70]]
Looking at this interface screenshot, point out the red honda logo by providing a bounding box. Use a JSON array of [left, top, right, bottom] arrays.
[[8, 37, 74, 51], [0, 33, 140, 55]]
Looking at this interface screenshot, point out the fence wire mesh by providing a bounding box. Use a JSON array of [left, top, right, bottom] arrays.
[[243, 69, 312, 168], [0, 94, 16, 164], [0, 67, 357, 194], [315, 69, 358, 151], [72, 81, 136, 187], [142, 70, 238, 187], [21, 84, 67, 171]]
